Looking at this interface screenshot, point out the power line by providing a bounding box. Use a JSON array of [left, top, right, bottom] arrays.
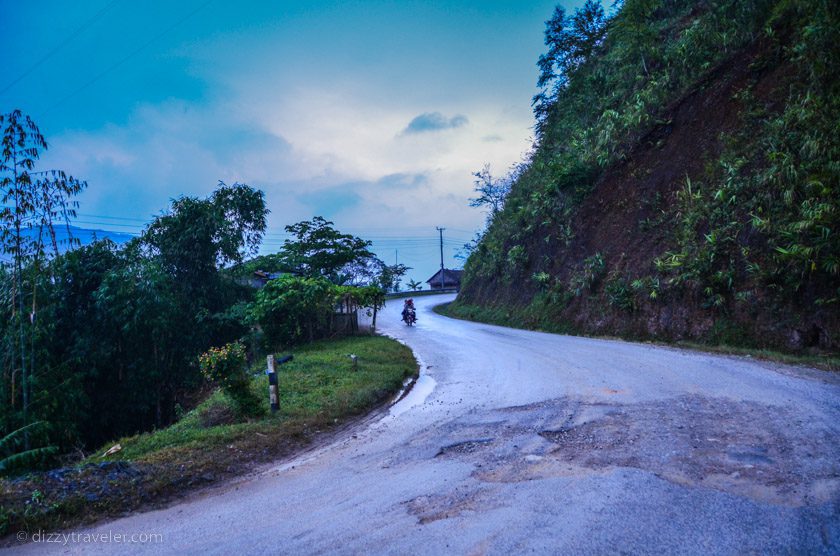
[[72, 219, 146, 229], [68, 221, 470, 244], [40, 0, 215, 117], [75, 212, 152, 222], [50, 209, 476, 259], [72, 211, 477, 238], [0, 0, 122, 96], [68, 213, 475, 241]]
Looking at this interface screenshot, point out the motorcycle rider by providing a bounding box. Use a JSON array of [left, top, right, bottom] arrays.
[[402, 298, 416, 325]]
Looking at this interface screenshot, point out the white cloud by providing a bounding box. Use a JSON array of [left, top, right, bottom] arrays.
[[38, 56, 535, 268]]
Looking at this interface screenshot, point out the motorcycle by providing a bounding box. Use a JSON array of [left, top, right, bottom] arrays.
[[402, 307, 417, 326]]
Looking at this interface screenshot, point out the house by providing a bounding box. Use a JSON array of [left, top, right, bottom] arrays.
[[426, 268, 463, 291], [249, 270, 287, 288]]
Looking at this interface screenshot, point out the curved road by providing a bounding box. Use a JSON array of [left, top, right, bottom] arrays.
[[12, 294, 840, 554]]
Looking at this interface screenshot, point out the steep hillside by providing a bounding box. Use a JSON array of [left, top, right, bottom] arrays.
[[458, 0, 839, 353]]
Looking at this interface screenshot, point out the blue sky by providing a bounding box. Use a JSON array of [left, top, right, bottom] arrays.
[[1, 0, 593, 284]]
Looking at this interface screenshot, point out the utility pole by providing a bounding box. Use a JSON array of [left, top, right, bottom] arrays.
[[436, 226, 445, 290]]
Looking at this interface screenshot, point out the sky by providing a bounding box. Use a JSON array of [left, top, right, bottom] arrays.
[[1, 0, 592, 285]]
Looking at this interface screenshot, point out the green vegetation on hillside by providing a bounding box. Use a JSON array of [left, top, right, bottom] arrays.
[[460, 0, 839, 353], [0, 115, 411, 477], [1, 335, 417, 535], [95, 336, 416, 463], [250, 275, 385, 348], [1, 181, 268, 468]]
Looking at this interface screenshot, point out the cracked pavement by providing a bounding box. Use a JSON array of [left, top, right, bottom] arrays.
[[10, 294, 839, 555]]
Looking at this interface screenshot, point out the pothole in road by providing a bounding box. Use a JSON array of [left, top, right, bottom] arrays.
[[426, 395, 839, 506], [435, 438, 494, 457], [726, 445, 774, 466], [405, 487, 500, 525]]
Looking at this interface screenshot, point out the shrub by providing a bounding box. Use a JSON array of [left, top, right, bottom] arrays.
[[570, 252, 606, 296], [532, 271, 552, 289], [606, 276, 636, 312], [199, 342, 263, 417], [249, 275, 336, 348], [631, 275, 662, 301], [506, 245, 528, 270], [0, 422, 57, 477]]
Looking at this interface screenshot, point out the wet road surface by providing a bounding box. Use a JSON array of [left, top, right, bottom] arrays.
[[10, 294, 840, 554]]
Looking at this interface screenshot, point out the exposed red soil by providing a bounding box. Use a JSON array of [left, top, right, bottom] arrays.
[[462, 38, 838, 352]]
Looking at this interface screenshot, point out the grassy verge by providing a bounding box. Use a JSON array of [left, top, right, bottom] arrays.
[[1, 335, 417, 539], [435, 301, 840, 372], [433, 300, 566, 333]]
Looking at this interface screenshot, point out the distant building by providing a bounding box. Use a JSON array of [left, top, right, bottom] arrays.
[[250, 270, 287, 288], [426, 268, 463, 291]]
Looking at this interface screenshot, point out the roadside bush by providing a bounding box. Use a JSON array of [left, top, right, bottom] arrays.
[[249, 275, 336, 348], [199, 342, 263, 417], [606, 276, 636, 312], [631, 276, 661, 302], [0, 422, 57, 477], [506, 245, 528, 271], [570, 253, 606, 296], [532, 271, 552, 289]]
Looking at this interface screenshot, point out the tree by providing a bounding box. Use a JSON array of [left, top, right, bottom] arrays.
[[610, 0, 662, 78], [143, 182, 267, 303], [249, 275, 337, 347], [378, 263, 411, 293], [469, 164, 511, 223], [145, 182, 267, 273], [455, 232, 484, 262], [1, 181, 270, 454], [279, 217, 374, 281], [0, 172, 277, 463], [334, 284, 387, 331], [337, 255, 386, 287], [407, 279, 423, 291], [0, 421, 56, 475], [230, 253, 292, 279], [533, 1, 608, 127], [1, 110, 85, 451], [129, 183, 268, 427], [91, 242, 189, 433]]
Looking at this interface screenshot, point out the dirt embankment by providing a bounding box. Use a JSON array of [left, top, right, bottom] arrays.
[[462, 39, 838, 353]]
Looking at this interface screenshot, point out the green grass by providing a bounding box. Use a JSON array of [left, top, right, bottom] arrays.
[[436, 301, 840, 372], [1, 335, 417, 537], [670, 342, 840, 373], [434, 300, 572, 335], [92, 335, 417, 463]]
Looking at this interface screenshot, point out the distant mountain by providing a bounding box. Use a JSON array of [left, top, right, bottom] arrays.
[[48, 225, 136, 249], [1, 225, 135, 261]]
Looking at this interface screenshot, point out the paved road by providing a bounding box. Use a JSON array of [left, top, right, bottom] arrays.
[[10, 294, 840, 554]]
